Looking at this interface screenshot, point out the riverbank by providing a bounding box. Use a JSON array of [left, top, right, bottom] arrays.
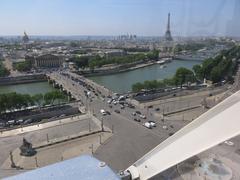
[[0, 74, 46, 86], [79, 60, 157, 77]]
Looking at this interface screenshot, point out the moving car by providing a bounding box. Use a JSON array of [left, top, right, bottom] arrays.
[[114, 109, 120, 114], [107, 99, 112, 104], [134, 118, 141, 122], [135, 111, 141, 114], [143, 122, 152, 129], [139, 114, 146, 119], [100, 109, 107, 115], [148, 121, 156, 127]]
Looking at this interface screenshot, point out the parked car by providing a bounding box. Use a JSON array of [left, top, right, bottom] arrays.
[[132, 112, 136, 116], [155, 108, 160, 111], [16, 119, 24, 125], [59, 114, 66, 118], [23, 119, 33, 125], [7, 120, 15, 126], [0, 122, 6, 127]]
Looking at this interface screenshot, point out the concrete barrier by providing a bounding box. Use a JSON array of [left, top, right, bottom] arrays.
[[164, 105, 202, 116]]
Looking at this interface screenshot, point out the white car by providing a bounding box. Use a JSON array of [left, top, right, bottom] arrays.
[[107, 99, 112, 104], [139, 114, 146, 119], [100, 109, 107, 115], [162, 125, 168, 129], [148, 121, 156, 127], [113, 100, 119, 105], [144, 122, 152, 129]]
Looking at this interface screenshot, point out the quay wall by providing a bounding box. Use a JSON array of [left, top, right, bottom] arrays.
[[0, 74, 46, 86], [78, 61, 156, 77]]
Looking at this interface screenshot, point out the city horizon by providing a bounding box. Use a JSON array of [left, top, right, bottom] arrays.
[[1, 34, 240, 38]]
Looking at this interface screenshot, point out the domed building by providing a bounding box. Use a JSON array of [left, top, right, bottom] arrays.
[[22, 31, 29, 43]]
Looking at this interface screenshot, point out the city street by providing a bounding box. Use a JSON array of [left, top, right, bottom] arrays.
[[2, 70, 240, 179]]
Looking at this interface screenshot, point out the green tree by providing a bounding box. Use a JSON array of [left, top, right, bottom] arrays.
[[32, 93, 44, 108], [132, 82, 145, 92], [44, 91, 66, 105], [174, 67, 195, 88], [210, 66, 222, 83], [193, 64, 203, 80], [14, 61, 31, 72], [0, 62, 10, 77]]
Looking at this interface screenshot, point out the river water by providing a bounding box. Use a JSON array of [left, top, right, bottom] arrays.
[[0, 60, 200, 95], [0, 82, 55, 95], [88, 60, 200, 93]]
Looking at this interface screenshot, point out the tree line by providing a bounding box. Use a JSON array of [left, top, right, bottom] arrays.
[[132, 45, 240, 92], [70, 50, 159, 69], [193, 45, 239, 83], [0, 61, 10, 77], [13, 61, 32, 72], [132, 67, 195, 92], [0, 91, 67, 115]]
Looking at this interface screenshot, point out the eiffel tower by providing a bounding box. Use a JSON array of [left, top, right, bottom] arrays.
[[165, 13, 173, 41]]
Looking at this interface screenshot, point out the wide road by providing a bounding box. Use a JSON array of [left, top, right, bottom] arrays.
[[49, 71, 189, 171], [49, 71, 240, 180]]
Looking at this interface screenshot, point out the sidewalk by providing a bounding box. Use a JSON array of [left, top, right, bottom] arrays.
[[1, 132, 112, 173], [0, 114, 89, 138]]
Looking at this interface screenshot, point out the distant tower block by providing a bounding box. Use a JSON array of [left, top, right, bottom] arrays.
[[165, 13, 173, 41], [22, 31, 29, 43]]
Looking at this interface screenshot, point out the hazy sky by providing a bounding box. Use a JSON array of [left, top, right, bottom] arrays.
[[0, 0, 239, 37]]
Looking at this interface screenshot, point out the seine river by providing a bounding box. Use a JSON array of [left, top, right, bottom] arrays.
[[89, 60, 200, 93], [0, 60, 200, 95]]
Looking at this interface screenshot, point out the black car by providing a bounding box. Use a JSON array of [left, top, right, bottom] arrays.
[[155, 108, 160, 111], [135, 111, 141, 114], [134, 118, 141, 122], [23, 119, 33, 125], [129, 104, 135, 109], [114, 109, 120, 113], [106, 111, 111, 115]]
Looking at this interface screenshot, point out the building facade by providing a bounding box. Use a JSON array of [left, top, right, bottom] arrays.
[[26, 54, 64, 68]]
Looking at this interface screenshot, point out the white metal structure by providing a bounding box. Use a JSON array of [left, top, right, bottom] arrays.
[[127, 90, 240, 180]]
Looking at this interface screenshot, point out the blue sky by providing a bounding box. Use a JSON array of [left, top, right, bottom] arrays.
[[0, 0, 239, 36]]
